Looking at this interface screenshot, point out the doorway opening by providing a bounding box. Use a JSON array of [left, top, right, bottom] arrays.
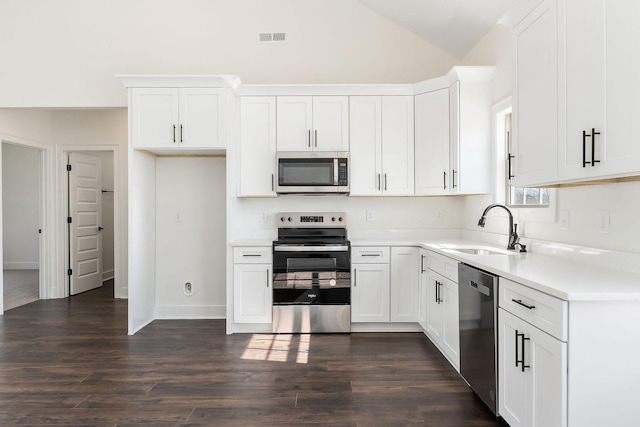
[[1, 140, 46, 312]]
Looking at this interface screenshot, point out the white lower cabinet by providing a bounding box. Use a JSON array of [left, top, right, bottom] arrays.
[[233, 247, 272, 324], [351, 263, 390, 322], [425, 250, 460, 369], [498, 308, 567, 427], [351, 246, 419, 323], [390, 247, 420, 322]]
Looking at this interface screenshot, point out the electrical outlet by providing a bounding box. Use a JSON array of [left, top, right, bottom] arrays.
[[599, 210, 610, 233], [559, 210, 569, 230], [184, 282, 194, 296], [435, 210, 443, 220], [366, 210, 375, 221]]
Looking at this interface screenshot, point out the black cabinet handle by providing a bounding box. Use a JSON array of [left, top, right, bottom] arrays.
[[452, 169, 457, 189], [271, 174, 274, 191], [512, 299, 536, 310], [591, 128, 601, 167], [582, 130, 588, 167], [515, 329, 520, 367], [384, 174, 388, 191], [314, 130, 318, 148], [266, 269, 270, 287], [508, 153, 515, 180], [173, 125, 176, 143], [421, 255, 425, 273], [443, 171, 447, 190], [353, 269, 357, 287], [180, 124, 183, 143], [308, 130, 311, 147], [377, 173, 381, 191]]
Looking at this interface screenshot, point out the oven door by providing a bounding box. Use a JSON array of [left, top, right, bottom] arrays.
[[272, 245, 350, 304]]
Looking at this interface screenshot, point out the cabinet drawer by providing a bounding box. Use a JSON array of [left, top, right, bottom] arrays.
[[499, 278, 568, 341], [233, 247, 272, 264], [426, 250, 458, 282], [352, 246, 390, 263]]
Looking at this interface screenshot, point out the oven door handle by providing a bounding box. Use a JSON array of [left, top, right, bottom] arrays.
[[274, 245, 350, 252]]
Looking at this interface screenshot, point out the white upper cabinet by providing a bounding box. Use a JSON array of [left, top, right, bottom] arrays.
[[511, 0, 640, 186], [131, 87, 224, 150], [349, 96, 383, 195], [415, 88, 450, 195], [558, 0, 640, 181], [276, 96, 349, 151], [350, 96, 414, 196], [415, 70, 493, 195], [381, 96, 415, 195], [238, 97, 277, 197], [511, 0, 559, 187]]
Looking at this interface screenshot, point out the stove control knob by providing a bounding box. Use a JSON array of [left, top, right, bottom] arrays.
[[331, 216, 336, 222], [338, 216, 343, 222], [329, 279, 336, 287], [287, 217, 292, 222], [280, 216, 285, 222]]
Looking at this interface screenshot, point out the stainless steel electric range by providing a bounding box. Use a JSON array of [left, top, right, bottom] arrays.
[[272, 212, 351, 333]]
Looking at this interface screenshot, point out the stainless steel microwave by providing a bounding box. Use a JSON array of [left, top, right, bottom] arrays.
[[276, 151, 349, 194]]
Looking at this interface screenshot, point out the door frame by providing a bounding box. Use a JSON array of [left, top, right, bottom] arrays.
[[57, 145, 123, 298], [0, 135, 50, 314]]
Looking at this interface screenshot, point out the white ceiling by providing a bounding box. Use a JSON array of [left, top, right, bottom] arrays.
[[358, 0, 515, 58]]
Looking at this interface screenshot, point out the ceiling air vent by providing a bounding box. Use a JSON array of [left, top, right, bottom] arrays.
[[258, 32, 287, 43]]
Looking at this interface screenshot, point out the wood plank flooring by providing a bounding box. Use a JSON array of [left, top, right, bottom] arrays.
[[3, 269, 39, 311], [0, 285, 509, 426]]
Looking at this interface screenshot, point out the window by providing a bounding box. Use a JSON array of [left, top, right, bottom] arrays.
[[504, 112, 550, 207]]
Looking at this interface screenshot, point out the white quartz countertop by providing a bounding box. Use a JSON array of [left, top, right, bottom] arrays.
[[231, 237, 640, 301], [351, 238, 640, 302]]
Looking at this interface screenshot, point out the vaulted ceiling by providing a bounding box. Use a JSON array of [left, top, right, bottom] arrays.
[[358, 0, 516, 58]]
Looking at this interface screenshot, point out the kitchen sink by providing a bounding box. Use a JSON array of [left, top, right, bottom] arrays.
[[450, 248, 516, 256]]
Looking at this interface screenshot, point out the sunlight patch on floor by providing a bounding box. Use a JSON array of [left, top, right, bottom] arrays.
[[241, 334, 311, 364]]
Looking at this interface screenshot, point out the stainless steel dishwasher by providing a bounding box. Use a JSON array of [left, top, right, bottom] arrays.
[[458, 263, 499, 415]]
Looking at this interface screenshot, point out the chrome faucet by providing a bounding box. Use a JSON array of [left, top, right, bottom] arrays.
[[477, 203, 526, 252]]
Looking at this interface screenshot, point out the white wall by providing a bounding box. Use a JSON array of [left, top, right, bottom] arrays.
[[0, 0, 458, 108], [155, 156, 226, 318], [2, 143, 40, 269], [229, 195, 464, 242], [461, 24, 640, 254]]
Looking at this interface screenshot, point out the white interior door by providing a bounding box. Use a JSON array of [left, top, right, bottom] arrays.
[[68, 153, 102, 295]]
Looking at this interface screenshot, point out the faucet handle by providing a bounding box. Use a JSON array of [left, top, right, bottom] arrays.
[[514, 242, 527, 253]]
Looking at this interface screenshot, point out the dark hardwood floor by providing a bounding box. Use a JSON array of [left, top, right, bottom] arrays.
[[0, 285, 508, 426]]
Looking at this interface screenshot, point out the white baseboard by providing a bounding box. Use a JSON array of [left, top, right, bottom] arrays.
[[3, 262, 39, 270], [154, 304, 226, 319], [102, 269, 114, 282], [350, 322, 423, 333]]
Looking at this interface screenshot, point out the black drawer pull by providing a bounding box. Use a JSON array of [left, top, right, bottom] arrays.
[[512, 299, 535, 310]]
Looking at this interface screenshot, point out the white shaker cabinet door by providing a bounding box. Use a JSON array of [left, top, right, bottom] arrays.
[[233, 263, 272, 324], [415, 88, 450, 195], [178, 88, 223, 148], [499, 308, 567, 427], [351, 264, 390, 323], [380, 96, 414, 195], [349, 96, 383, 195], [239, 97, 277, 197], [312, 96, 349, 151], [276, 96, 313, 151], [511, 0, 559, 186], [390, 247, 420, 322], [131, 88, 179, 148]]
